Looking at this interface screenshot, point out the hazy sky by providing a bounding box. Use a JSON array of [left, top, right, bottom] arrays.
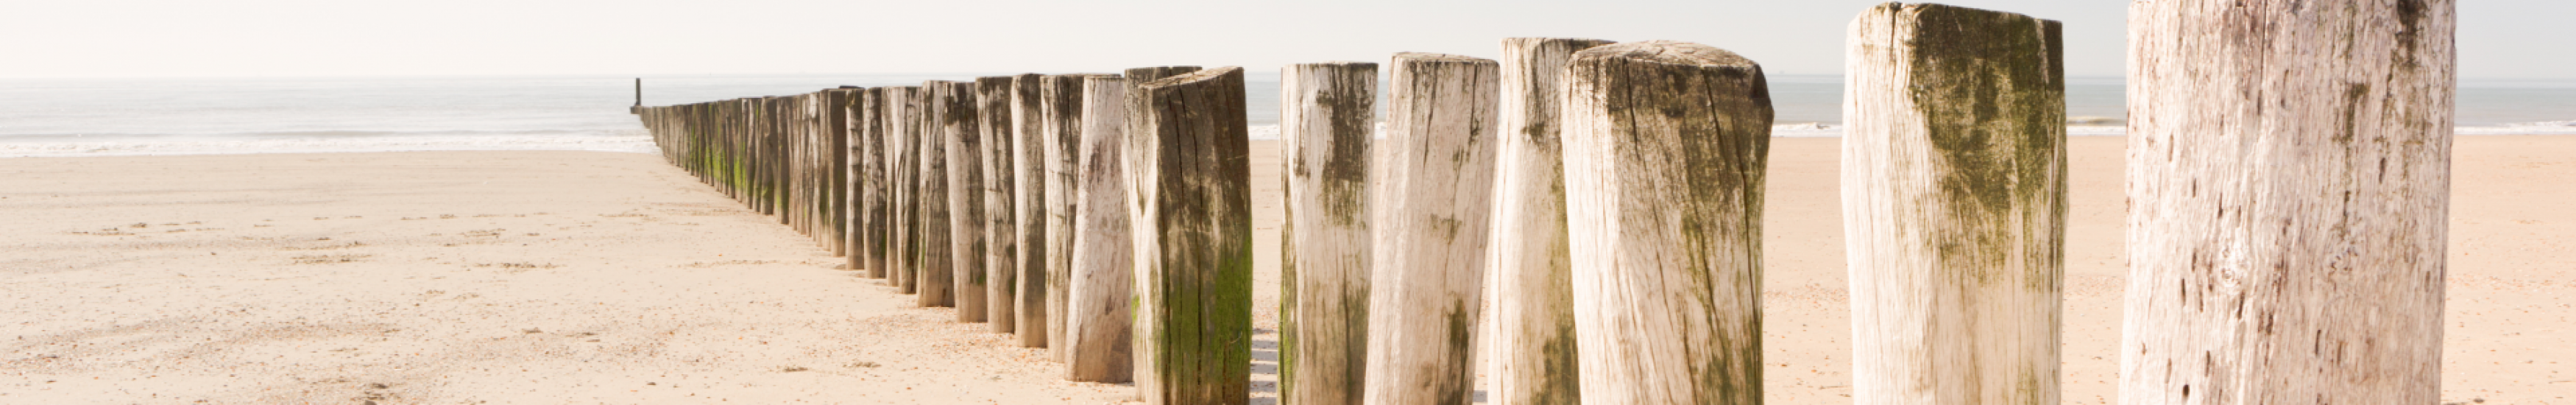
[[3, 0, 2565, 79]]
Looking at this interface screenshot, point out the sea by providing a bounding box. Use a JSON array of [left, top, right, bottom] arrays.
[[2, 74, 2569, 158]]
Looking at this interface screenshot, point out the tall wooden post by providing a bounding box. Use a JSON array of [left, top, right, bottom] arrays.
[[974, 76, 1016, 328], [1011, 73, 1051, 345], [1844, 4, 2064, 404], [1040, 74, 1103, 356], [918, 81, 966, 307], [865, 88, 894, 279], [855, 88, 886, 275], [886, 86, 921, 291], [1562, 41, 1772, 405], [1125, 66, 1250, 404], [1362, 53, 1499, 405], [1278, 60, 1376, 405], [1063, 74, 1134, 382], [1487, 37, 1612, 405], [829, 90, 855, 260], [2123, 1, 2453, 404]]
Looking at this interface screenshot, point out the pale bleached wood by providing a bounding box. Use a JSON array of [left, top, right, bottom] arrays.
[[1124, 66, 1250, 405], [1488, 37, 1612, 405], [1278, 60, 1376, 405], [885, 86, 921, 291], [2121, 1, 2453, 404], [1843, 4, 2065, 404], [1561, 41, 1771, 405], [1064, 74, 1135, 382], [1010, 73, 1051, 346], [1362, 52, 1499, 405], [974, 76, 1014, 328], [917, 81, 966, 307], [1041, 74, 1108, 356]]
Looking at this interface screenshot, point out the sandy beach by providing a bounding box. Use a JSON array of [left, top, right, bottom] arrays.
[[5, 136, 2572, 404]]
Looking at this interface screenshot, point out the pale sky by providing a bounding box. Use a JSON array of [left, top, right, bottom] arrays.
[[2, 0, 2565, 79]]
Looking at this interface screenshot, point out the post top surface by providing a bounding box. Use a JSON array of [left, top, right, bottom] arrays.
[[1140, 66, 1243, 89], [1573, 40, 1758, 69]]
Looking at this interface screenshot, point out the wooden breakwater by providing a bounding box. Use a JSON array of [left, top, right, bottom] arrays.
[[632, 2, 2453, 403]]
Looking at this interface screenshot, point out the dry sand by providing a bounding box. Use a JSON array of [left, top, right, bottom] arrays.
[[6, 136, 2572, 404]]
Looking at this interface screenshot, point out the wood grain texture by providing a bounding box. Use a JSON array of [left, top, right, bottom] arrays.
[[1040, 74, 1095, 357], [1064, 74, 1135, 382], [842, 89, 869, 274], [1488, 37, 1613, 405], [1011, 73, 1050, 345], [861, 88, 891, 280], [886, 87, 922, 291], [1362, 52, 1499, 405], [1278, 60, 1376, 405], [974, 76, 1013, 328], [2122, 1, 2453, 404], [918, 81, 965, 307], [1844, 4, 2065, 404], [1561, 40, 1772, 405], [1123, 66, 1250, 405]]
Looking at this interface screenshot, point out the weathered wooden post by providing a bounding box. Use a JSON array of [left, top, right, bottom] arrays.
[[885, 86, 921, 290], [918, 81, 965, 307], [2122, 1, 2453, 404], [975, 76, 1017, 329], [1842, 4, 2064, 404], [1562, 41, 1772, 405], [861, 88, 889, 279], [943, 78, 996, 321], [1278, 60, 1376, 405], [1038, 74, 1101, 356], [1486, 37, 1613, 405], [969, 77, 1020, 330], [829, 90, 853, 260], [1362, 53, 1499, 405], [1124, 66, 1250, 404], [1010, 73, 1050, 344], [1063, 74, 1134, 382]]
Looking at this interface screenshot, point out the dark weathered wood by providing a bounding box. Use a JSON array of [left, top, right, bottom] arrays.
[[1844, 5, 2065, 404], [2123, 1, 2453, 404], [974, 76, 1014, 328], [1124, 66, 1248, 405], [1561, 40, 1772, 405], [1364, 52, 1500, 405], [1063, 74, 1133, 382], [1278, 60, 1376, 405], [1010, 73, 1050, 345], [919, 81, 966, 307], [1488, 37, 1612, 405]]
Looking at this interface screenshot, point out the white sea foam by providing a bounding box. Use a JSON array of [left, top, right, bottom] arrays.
[[0, 134, 657, 158]]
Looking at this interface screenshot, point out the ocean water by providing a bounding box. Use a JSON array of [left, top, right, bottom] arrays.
[[1, 74, 2569, 158]]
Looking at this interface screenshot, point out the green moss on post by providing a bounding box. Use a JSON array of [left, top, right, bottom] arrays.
[[1125, 66, 1252, 405]]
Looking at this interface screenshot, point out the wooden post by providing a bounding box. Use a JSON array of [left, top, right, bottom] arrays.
[[1063, 74, 1134, 382], [2122, 1, 2452, 404], [886, 86, 921, 291], [1561, 41, 1772, 405], [862, 88, 889, 279], [918, 81, 965, 307], [974, 76, 1016, 328], [1125, 66, 1250, 404], [1362, 53, 1499, 405], [846, 88, 875, 275], [1278, 60, 1376, 405], [1843, 5, 2064, 404], [1011, 73, 1050, 345], [1487, 38, 1613, 405], [829, 91, 852, 259], [1038, 74, 1102, 356]]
